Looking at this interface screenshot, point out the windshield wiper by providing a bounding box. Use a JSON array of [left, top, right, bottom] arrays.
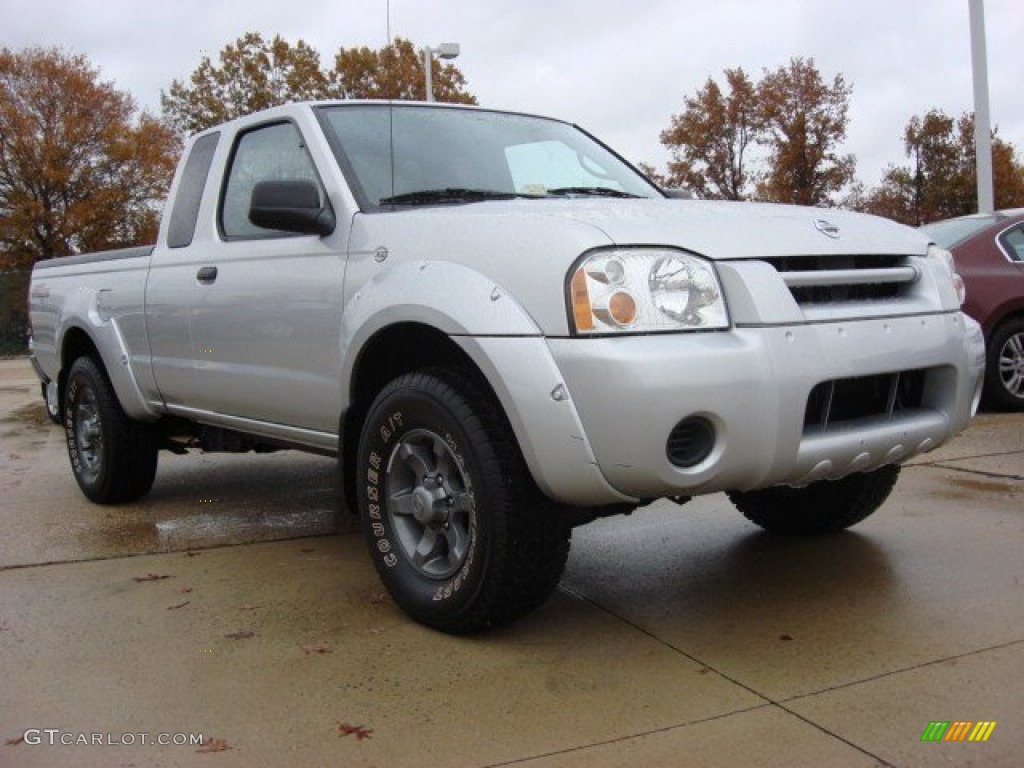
[[379, 188, 540, 206], [545, 186, 642, 198]]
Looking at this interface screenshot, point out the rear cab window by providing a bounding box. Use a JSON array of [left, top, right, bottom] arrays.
[[167, 132, 220, 248]]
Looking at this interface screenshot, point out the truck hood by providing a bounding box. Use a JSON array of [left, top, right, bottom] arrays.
[[450, 198, 930, 259]]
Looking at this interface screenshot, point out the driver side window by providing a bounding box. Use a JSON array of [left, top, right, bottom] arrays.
[[221, 122, 322, 239]]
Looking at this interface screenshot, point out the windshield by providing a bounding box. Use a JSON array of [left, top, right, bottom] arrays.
[[921, 215, 999, 248], [316, 105, 662, 209]]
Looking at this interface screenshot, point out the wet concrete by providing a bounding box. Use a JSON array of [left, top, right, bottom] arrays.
[[0, 364, 349, 567], [0, 446, 349, 567], [1, 357, 1022, 766]]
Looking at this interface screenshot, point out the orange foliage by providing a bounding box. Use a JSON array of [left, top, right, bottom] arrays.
[[0, 47, 179, 268]]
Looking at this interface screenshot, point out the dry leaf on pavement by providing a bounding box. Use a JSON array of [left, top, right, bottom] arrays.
[[132, 573, 171, 582], [338, 723, 373, 740], [195, 737, 231, 753], [301, 643, 332, 654]]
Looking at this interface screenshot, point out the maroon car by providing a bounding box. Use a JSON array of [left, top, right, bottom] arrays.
[[922, 209, 1024, 410]]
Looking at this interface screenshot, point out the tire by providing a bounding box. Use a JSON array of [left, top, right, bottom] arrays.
[[64, 356, 158, 504], [727, 465, 900, 535], [984, 318, 1024, 411], [355, 368, 571, 634]]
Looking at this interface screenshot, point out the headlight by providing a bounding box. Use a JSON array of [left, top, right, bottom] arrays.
[[568, 248, 729, 334], [927, 244, 966, 306]]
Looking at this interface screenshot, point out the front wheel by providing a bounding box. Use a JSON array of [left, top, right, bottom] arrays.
[[727, 465, 900, 535], [355, 369, 571, 634], [64, 356, 158, 504]]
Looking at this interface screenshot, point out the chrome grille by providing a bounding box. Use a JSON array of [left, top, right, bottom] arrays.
[[766, 255, 920, 305]]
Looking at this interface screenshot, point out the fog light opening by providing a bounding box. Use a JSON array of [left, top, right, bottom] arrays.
[[666, 416, 716, 468]]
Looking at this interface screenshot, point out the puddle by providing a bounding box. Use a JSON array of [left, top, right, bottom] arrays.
[[152, 508, 346, 551]]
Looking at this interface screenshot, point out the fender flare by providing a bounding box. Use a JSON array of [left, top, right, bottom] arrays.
[[339, 259, 542, 402], [339, 260, 634, 506], [56, 289, 159, 421]]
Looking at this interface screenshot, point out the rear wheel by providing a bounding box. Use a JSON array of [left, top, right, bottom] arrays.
[[64, 356, 158, 503], [355, 369, 571, 634], [984, 318, 1024, 411], [727, 465, 900, 535]]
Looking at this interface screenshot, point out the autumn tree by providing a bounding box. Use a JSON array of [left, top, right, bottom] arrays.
[[855, 109, 1024, 225], [0, 47, 179, 269], [162, 34, 476, 135], [161, 32, 332, 135], [756, 58, 855, 206], [657, 59, 853, 204], [660, 68, 760, 200], [333, 37, 475, 103], [841, 180, 908, 223], [905, 110, 971, 222], [636, 163, 669, 188], [989, 129, 1024, 211]]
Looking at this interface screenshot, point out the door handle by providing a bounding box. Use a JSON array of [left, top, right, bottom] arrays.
[[197, 266, 218, 284]]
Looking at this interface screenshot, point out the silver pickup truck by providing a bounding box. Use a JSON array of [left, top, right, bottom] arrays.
[[29, 101, 985, 633]]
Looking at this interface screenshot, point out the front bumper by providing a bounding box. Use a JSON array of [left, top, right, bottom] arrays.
[[545, 311, 984, 500]]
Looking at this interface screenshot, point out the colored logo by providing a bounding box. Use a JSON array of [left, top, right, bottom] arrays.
[[920, 721, 996, 742]]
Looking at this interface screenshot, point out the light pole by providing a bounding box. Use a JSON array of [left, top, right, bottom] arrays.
[[423, 43, 460, 102], [969, 0, 994, 214]]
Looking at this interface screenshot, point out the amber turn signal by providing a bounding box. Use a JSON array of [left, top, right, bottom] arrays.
[[608, 291, 637, 326], [570, 269, 594, 331]]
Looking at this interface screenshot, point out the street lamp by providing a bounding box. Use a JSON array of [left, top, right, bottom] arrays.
[[424, 42, 460, 102], [969, 0, 994, 214]]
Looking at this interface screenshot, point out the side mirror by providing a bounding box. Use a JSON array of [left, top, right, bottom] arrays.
[[249, 179, 336, 236]]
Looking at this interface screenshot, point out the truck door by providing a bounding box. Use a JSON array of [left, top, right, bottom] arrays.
[[146, 132, 220, 408], [184, 120, 345, 434]]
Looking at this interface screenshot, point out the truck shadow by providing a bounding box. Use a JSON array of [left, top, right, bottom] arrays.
[[557, 506, 899, 640]]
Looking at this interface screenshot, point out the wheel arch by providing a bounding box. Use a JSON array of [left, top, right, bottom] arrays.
[[341, 322, 500, 513], [337, 259, 543, 511], [56, 326, 101, 411], [988, 308, 1024, 340], [337, 260, 634, 510], [339, 318, 634, 512], [60, 325, 101, 369], [56, 323, 158, 421]]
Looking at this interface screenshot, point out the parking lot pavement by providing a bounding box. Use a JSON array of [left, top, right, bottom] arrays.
[[1, 356, 1022, 767]]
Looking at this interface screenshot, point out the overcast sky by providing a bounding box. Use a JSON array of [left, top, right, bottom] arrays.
[[3, 0, 1022, 189]]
